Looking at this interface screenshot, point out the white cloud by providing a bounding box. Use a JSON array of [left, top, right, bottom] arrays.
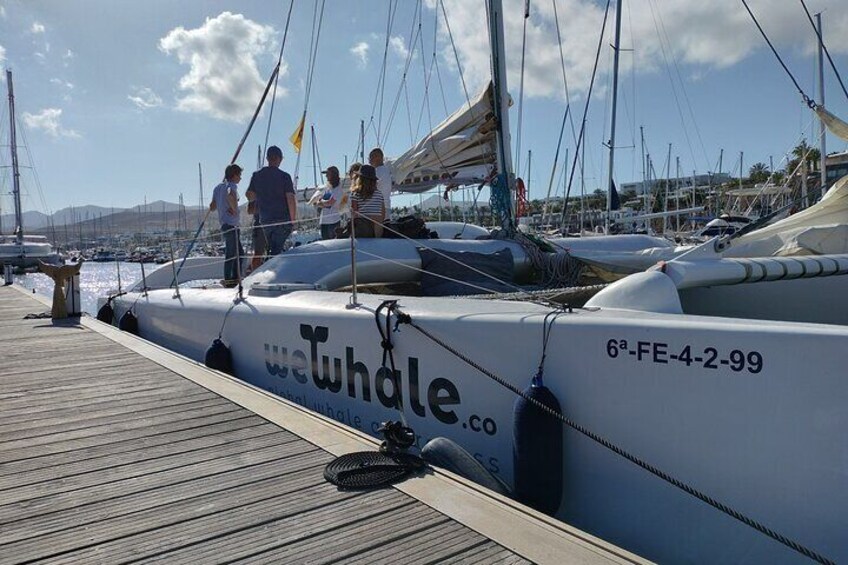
[[22, 108, 80, 139], [30, 22, 45, 34], [128, 86, 163, 109], [50, 78, 74, 90], [159, 11, 282, 122], [350, 41, 369, 68], [0, 5, 6, 19], [389, 36, 409, 60], [63, 49, 74, 60], [0, 45, 5, 65], [436, 0, 848, 102]]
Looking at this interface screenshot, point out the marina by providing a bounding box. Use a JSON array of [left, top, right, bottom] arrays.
[[2, 0, 848, 563], [0, 284, 640, 564]]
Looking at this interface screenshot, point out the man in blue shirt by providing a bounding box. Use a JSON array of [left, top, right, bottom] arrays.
[[209, 164, 244, 286], [246, 145, 297, 258]]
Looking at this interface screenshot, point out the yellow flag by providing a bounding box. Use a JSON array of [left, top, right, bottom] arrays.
[[289, 115, 305, 154]]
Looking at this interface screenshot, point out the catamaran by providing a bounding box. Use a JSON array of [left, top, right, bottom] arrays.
[[99, 2, 848, 563]]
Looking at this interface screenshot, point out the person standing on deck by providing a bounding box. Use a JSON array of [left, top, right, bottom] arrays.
[[209, 164, 244, 287], [368, 148, 392, 218], [246, 146, 297, 259], [314, 166, 343, 240]]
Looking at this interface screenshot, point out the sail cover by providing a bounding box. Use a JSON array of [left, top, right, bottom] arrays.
[[389, 82, 499, 194], [726, 174, 848, 257], [815, 106, 848, 142]]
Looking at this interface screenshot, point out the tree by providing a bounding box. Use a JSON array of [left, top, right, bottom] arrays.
[[785, 140, 821, 178], [748, 162, 770, 184]]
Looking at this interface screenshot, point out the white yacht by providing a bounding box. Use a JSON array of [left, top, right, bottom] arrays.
[[1, 70, 60, 270]]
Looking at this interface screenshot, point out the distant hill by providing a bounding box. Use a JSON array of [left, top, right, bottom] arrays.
[[9, 197, 320, 243]]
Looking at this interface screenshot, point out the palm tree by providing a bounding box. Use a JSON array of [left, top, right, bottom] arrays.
[[748, 162, 770, 184], [785, 140, 821, 178]]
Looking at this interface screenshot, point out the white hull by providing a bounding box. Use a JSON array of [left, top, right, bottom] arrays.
[[0, 242, 61, 268], [110, 279, 848, 564]]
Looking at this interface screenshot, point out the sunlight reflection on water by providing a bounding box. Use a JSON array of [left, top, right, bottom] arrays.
[[14, 262, 143, 315]]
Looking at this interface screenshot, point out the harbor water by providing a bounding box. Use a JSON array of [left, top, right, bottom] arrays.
[[13, 262, 143, 316]]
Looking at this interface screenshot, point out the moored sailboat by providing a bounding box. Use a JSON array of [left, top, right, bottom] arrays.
[[101, 2, 848, 563], [0, 70, 60, 270]]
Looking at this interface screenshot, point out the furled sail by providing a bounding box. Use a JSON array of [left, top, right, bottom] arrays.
[[389, 82, 500, 194], [814, 105, 848, 142]]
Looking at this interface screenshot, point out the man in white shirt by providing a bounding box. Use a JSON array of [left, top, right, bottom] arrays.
[[314, 166, 344, 239], [369, 147, 392, 217]]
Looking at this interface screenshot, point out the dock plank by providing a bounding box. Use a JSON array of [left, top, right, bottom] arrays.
[[0, 285, 643, 565]]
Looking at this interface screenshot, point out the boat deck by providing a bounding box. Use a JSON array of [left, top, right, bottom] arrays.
[[0, 285, 644, 564]]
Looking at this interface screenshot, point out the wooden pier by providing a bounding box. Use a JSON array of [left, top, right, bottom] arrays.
[[0, 285, 644, 564]]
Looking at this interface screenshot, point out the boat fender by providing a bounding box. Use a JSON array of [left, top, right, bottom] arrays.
[[96, 301, 114, 324], [118, 310, 139, 335], [513, 375, 563, 515], [205, 338, 234, 375], [421, 437, 511, 497]]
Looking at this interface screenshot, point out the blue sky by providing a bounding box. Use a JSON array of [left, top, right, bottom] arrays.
[[0, 0, 847, 215]]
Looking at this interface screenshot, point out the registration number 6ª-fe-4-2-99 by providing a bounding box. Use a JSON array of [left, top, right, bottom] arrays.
[[605, 339, 764, 374]]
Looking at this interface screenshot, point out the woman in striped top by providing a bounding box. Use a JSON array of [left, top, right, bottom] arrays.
[[350, 164, 385, 238]]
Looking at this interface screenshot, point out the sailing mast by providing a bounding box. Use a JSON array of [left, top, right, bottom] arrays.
[[816, 12, 826, 192], [487, 0, 515, 232], [6, 70, 24, 245], [605, 0, 623, 233]]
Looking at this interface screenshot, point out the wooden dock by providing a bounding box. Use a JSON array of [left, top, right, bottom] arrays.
[[0, 285, 645, 564]]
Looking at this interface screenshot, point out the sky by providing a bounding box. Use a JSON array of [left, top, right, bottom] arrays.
[[0, 0, 847, 216]]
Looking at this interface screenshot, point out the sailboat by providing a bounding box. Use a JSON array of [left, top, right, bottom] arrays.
[[0, 70, 61, 270], [101, 2, 848, 563]]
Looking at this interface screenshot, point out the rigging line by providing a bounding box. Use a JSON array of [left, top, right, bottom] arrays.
[[431, 6, 450, 117], [413, 10, 435, 141], [541, 106, 571, 226], [14, 116, 51, 217], [560, 0, 613, 227], [414, 53, 436, 140], [293, 0, 327, 184], [433, 53, 451, 117], [439, 0, 474, 113], [740, 0, 816, 109], [263, 0, 295, 160], [382, 0, 421, 142], [551, 0, 582, 171], [377, 0, 399, 144], [382, 7, 424, 143], [398, 313, 835, 565], [403, 80, 415, 146], [799, 0, 848, 103], [366, 2, 395, 143], [649, 0, 709, 170], [413, 6, 436, 141], [515, 0, 530, 178]]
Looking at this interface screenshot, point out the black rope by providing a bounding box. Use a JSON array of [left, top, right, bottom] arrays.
[[740, 0, 816, 109], [375, 300, 409, 426], [799, 0, 848, 104], [535, 309, 564, 383], [391, 305, 834, 564]]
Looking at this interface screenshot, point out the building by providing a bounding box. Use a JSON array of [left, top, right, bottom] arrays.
[[825, 151, 848, 187], [620, 173, 732, 195]]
